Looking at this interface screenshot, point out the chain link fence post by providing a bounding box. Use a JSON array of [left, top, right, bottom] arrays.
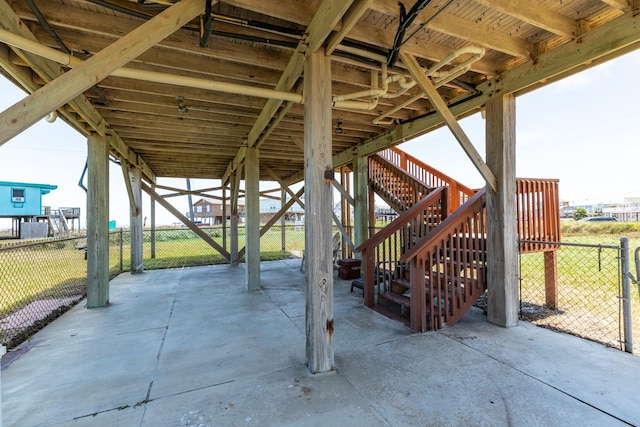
[[621, 237, 633, 353], [119, 228, 124, 274], [0, 344, 4, 427]]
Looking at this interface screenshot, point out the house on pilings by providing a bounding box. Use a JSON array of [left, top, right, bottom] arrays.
[[0, 0, 638, 374]]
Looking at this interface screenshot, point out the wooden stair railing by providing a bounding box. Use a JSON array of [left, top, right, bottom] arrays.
[[357, 146, 560, 331], [378, 147, 475, 212], [369, 154, 433, 212], [400, 189, 487, 331], [355, 187, 448, 323], [516, 178, 561, 253]]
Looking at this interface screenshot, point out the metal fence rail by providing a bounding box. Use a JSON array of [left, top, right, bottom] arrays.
[[519, 239, 639, 352]]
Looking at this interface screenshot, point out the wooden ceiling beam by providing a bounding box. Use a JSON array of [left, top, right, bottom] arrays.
[[225, 0, 500, 75], [222, 0, 356, 184], [0, 0, 205, 158], [319, 10, 640, 179], [326, 0, 375, 55], [473, 0, 577, 39], [598, 0, 631, 11], [369, 0, 533, 59]]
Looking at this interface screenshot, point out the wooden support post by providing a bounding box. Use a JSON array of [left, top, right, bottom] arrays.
[[86, 133, 109, 308], [245, 147, 260, 291], [128, 165, 143, 273], [410, 257, 427, 332], [281, 187, 286, 251], [230, 169, 241, 265], [353, 156, 369, 253], [342, 167, 352, 258], [362, 247, 375, 308], [544, 250, 559, 310], [304, 51, 334, 374], [150, 188, 156, 259], [222, 186, 227, 252], [368, 184, 376, 238], [486, 94, 519, 328]]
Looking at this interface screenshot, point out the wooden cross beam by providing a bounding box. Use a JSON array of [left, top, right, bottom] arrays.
[[221, 0, 356, 184], [142, 181, 230, 261], [0, 0, 207, 146], [399, 51, 498, 192]]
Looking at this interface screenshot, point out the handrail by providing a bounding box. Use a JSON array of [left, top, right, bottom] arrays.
[[378, 147, 475, 211], [355, 187, 446, 253], [399, 188, 487, 330], [355, 187, 448, 310], [389, 147, 475, 195], [369, 154, 433, 211], [400, 189, 486, 263], [370, 154, 433, 194], [516, 178, 560, 253]]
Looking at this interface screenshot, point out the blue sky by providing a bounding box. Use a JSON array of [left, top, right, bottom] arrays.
[[1, 49, 639, 228]]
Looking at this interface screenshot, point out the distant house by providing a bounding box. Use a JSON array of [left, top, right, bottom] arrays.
[[604, 196, 640, 222], [0, 181, 57, 238], [259, 198, 304, 223], [0, 181, 57, 217], [192, 198, 245, 225]]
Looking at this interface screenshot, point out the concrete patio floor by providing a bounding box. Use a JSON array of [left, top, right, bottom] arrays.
[[2, 259, 639, 426]]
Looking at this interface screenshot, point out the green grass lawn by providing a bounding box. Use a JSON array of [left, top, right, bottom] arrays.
[[2, 223, 640, 350], [518, 221, 640, 349]]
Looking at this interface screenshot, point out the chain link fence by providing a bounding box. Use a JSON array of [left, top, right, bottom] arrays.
[[0, 223, 312, 349], [9, 224, 636, 354], [519, 239, 640, 352], [0, 236, 88, 349]]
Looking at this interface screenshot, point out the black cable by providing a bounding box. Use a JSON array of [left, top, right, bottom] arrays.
[[137, 0, 166, 10], [85, 0, 151, 20], [387, 0, 434, 67], [400, 0, 454, 49], [199, 0, 214, 47], [26, 0, 71, 54], [28, 0, 109, 106]]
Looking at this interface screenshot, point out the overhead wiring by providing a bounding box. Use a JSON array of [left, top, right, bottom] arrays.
[[387, 0, 434, 67], [27, 0, 109, 106]]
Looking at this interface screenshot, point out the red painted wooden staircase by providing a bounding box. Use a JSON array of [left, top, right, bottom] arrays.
[[356, 147, 560, 332]]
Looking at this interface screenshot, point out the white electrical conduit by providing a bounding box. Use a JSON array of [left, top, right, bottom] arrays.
[[332, 64, 410, 110], [333, 66, 386, 110], [373, 46, 485, 125], [0, 28, 304, 104]]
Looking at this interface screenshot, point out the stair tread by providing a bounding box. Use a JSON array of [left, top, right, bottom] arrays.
[[379, 290, 411, 307]]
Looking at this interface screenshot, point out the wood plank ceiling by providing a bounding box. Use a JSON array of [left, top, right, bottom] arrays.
[[0, 0, 638, 184]]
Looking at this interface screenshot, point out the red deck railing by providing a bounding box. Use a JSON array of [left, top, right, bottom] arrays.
[[377, 147, 475, 212], [356, 188, 448, 325], [369, 154, 433, 212], [516, 178, 560, 253], [400, 189, 487, 331]]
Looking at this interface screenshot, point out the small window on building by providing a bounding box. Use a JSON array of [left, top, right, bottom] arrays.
[[11, 188, 25, 203], [197, 206, 203, 213]]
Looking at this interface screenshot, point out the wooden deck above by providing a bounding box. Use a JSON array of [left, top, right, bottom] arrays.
[[0, 0, 638, 183]]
